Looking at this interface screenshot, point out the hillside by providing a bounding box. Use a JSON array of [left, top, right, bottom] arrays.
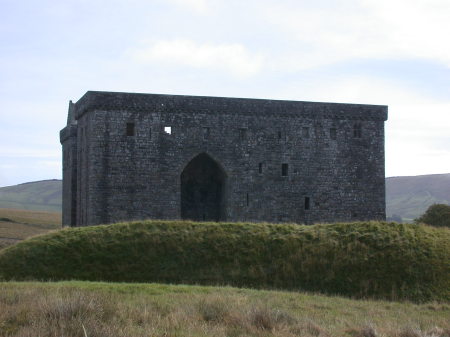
[[0, 179, 62, 212], [1, 220, 449, 302], [1, 174, 449, 221], [1, 281, 449, 337], [386, 173, 450, 221], [0, 208, 61, 250]]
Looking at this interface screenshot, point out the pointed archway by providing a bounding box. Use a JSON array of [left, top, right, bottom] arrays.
[[181, 153, 227, 221]]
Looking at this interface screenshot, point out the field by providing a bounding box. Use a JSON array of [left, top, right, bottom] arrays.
[[1, 281, 449, 337], [0, 213, 449, 336], [0, 208, 61, 250]]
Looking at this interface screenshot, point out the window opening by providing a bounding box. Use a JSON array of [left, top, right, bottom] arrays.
[[258, 162, 263, 174], [239, 128, 247, 140], [281, 163, 289, 176], [164, 126, 172, 135], [305, 197, 310, 210], [302, 127, 310, 138], [203, 127, 210, 140], [330, 128, 337, 140], [278, 131, 282, 139], [353, 123, 362, 138], [126, 123, 135, 136], [246, 193, 249, 206]]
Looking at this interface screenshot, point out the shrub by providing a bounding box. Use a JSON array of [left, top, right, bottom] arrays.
[[415, 204, 450, 228]]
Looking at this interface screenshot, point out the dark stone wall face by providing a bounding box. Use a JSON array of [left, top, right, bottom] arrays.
[[60, 91, 387, 226]]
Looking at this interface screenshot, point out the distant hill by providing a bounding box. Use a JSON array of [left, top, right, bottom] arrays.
[[0, 174, 449, 222], [0, 179, 62, 212], [386, 173, 450, 222]]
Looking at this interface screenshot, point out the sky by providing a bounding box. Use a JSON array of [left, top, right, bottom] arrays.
[[0, 0, 449, 187]]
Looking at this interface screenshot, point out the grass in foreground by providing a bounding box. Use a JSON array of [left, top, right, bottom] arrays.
[[0, 281, 449, 337], [0, 208, 61, 250]]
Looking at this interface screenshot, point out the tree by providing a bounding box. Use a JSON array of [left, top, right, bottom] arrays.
[[415, 203, 450, 228]]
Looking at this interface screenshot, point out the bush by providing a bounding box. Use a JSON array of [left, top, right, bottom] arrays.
[[0, 220, 449, 302], [415, 204, 450, 228]]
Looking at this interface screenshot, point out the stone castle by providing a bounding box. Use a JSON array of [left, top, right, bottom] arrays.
[[60, 91, 388, 227]]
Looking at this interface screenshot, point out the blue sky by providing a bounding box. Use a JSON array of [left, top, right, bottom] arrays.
[[1, 0, 449, 187]]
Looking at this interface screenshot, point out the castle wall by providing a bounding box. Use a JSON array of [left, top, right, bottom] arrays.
[[60, 127, 77, 226], [61, 91, 387, 226]]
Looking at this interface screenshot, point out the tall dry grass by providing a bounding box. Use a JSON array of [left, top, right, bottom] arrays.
[[0, 282, 449, 337]]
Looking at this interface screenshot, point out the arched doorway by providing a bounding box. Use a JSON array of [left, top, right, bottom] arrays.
[[181, 153, 227, 221]]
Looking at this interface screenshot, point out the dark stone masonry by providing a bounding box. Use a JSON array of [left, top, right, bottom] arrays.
[[60, 91, 388, 227]]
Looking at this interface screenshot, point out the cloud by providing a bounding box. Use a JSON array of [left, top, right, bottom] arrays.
[[130, 39, 264, 77], [262, 0, 450, 70]]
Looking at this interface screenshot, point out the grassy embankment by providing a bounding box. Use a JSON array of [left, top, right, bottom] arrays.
[[0, 220, 448, 303], [1, 281, 449, 337], [0, 208, 61, 250]]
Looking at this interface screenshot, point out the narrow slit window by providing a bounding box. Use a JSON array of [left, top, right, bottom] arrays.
[[278, 131, 282, 139], [239, 128, 247, 141], [258, 162, 263, 174], [164, 126, 172, 135], [302, 127, 310, 138], [304, 197, 310, 210], [203, 127, 210, 140], [126, 122, 135, 136], [246, 193, 249, 206], [281, 163, 289, 176], [330, 128, 337, 140], [353, 123, 362, 138]]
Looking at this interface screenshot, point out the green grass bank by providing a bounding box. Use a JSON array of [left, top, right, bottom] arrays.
[[0, 221, 449, 302]]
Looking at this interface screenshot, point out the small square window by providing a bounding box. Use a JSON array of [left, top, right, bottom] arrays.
[[281, 163, 289, 176], [164, 126, 172, 135], [126, 123, 135, 136]]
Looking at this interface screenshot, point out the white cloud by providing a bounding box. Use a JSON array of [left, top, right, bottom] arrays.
[[262, 0, 450, 70], [130, 39, 264, 77]]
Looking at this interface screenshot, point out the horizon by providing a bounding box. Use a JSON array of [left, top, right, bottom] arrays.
[[2, 172, 450, 189], [1, 0, 449, 186]]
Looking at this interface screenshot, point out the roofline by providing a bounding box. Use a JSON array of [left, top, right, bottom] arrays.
[[72, 90, 388, 121]]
